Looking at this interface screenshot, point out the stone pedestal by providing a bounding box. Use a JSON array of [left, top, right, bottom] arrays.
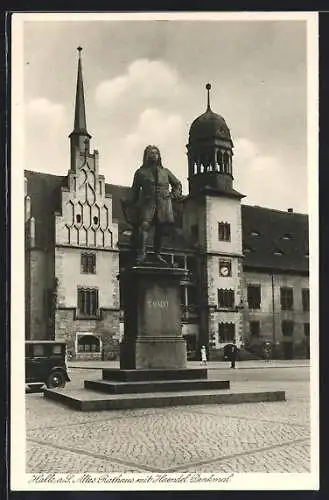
[[119, 265, 188, 370]]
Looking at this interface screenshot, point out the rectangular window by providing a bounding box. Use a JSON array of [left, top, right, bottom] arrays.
[[218, 322, 235, 343], [218, 289, 235, 308], [302, 288, 310, 311], [81, 253, 96, 274], [52, 345, 62, 355], [33, 344, 44, 356], [250, 321, 260, 339], [219, 259, 232, 277], [280, 287, 294, 310], [218, 222, 231, 241], [77, 288, 99, 317], [304, 323, 310, 337], [247, 285, 261, 309], [282, 320, 294, 337]]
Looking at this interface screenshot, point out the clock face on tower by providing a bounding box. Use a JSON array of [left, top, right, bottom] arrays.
[[219, 261, 231, 277]]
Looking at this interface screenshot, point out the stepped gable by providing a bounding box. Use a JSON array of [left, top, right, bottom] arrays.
[[24, 171, 191, 251], [242, 204, 309, 273]]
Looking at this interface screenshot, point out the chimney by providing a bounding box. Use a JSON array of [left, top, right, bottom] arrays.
[[287, 208, 293, 213]]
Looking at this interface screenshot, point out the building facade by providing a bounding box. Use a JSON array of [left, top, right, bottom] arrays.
[[24, 51, 310, 360]]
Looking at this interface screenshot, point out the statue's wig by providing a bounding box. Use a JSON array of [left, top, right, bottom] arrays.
[[142, 145, 163, 167]]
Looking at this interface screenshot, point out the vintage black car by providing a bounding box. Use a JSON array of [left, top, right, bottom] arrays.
[[25, 341, 71, 389]]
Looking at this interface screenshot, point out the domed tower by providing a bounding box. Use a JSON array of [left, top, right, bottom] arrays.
[[187, 83, 234, 196], [183, 84, 245, 359]]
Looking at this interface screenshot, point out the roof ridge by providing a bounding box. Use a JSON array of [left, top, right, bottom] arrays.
[[105, 182, 130, 189], [241, 204, 308, 216], [25, 169, 65, 177]]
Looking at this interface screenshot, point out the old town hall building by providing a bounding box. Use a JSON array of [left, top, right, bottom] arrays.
[[24, 50, 310, 360]]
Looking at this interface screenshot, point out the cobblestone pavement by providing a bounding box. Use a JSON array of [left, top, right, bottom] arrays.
[[26, 366, 312, 474]]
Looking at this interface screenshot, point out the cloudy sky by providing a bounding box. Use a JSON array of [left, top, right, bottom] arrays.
[[22, 15, 313, 212]]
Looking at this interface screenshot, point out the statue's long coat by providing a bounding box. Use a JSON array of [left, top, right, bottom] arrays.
[[131, 165, 182, 224]]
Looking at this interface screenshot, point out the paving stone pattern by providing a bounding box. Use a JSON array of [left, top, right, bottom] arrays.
[[26, 368, 311, 473]]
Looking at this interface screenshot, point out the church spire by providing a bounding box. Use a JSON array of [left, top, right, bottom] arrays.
[[73, 47, 89, 135], [69, 47, 91, 158]]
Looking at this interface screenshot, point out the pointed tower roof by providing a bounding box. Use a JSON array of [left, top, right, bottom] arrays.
[[69, 47, 91, 139]]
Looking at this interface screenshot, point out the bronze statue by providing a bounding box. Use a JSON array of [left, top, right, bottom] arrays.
[[122, 145, 182, 264]]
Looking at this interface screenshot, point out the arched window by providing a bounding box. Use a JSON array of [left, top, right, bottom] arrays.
[[223, 152, 229, 173], [77, 334, 100, 353], [216, 150, 222, 171]]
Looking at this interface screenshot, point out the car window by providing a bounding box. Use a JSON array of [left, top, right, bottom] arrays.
[[33, 344, 44, 356], [52, 345, 62, 354]]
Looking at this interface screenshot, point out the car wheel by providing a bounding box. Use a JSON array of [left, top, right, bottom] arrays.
[[46, 370, 66, 389]]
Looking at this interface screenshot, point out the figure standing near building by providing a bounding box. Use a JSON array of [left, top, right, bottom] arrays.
[[122, 145, 182, 264], [264, 342, 272, 363], [200, 345, 207, 365], [230, 340, 239, 369]]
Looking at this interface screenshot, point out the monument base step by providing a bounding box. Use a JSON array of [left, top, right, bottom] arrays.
[[102, 368, 207, 382], [44, 387, 286, 412], [84, 378, 229, 394]]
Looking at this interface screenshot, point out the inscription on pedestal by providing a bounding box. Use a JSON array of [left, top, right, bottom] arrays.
[[148, 299, 169, 308], [143, 285, 180, 338]]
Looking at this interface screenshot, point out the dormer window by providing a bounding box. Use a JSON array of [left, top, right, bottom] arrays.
[[250, 230, 260, 237], [282, 234, 292, 240], [273, 249, 283, 256]]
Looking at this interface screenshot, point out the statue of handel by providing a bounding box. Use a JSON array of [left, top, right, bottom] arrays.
[[122, 145, 182, 264]]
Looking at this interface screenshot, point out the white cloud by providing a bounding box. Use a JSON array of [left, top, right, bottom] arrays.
[[95, 58, 181, 107], [26, 98, 65, 123], [124, 108, 183, 149], [234, 137, 307, 213], [104, 107, 187, 188], [93, 59, 190, 189]]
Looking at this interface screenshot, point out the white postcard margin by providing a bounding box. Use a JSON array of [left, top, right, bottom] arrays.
[[10, 10, 319, 491]]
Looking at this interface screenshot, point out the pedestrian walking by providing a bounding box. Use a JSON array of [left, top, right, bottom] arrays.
[[230, 340, 238, 369], [200, 345, 207, 365], [264, 342, 272, 363]]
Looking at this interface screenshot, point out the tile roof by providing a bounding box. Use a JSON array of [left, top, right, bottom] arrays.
[[25, 170, 65, 248], [24, 171, 309, 273], [242, 205, 309, 273]]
